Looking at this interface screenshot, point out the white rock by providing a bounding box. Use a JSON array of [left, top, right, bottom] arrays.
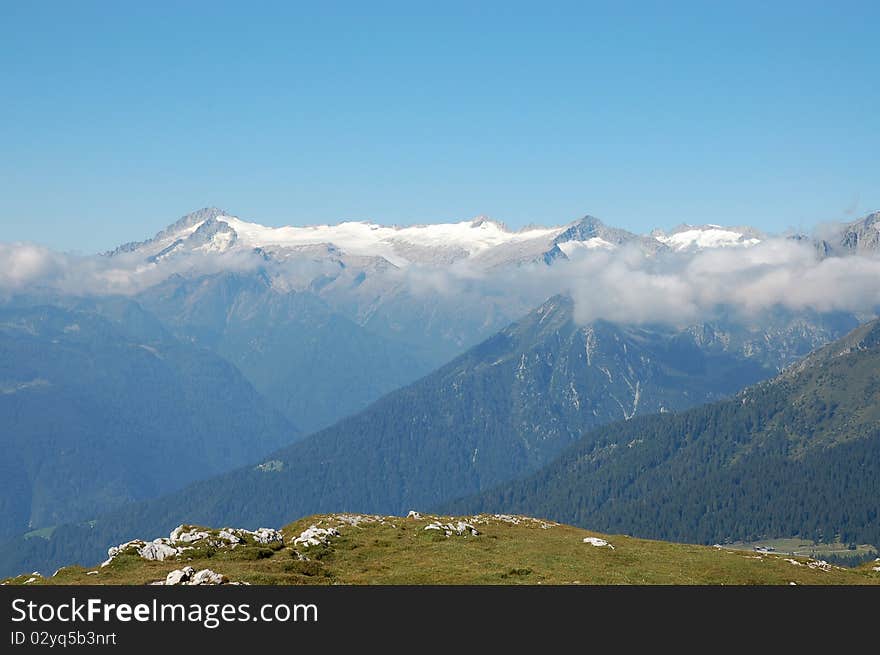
[[583, 537, 614, 549], [217, 527, 283, 545], [424, 521, 478, 536], [784, 558, 802, 567], [872, 566, 880, 572], [251, 528, 284, 544], [468, 514, 558, 529], [170, 526, 210, 544], [456, 521, 479, 536], [189, 569, 226, 585], [101, 539, 146, 566], [138, 540, 180, 561], [293, 525, 339, 547], [807, 559, 832, 571], [106, 539, 144, 559], [217, 529, 243, 544], [24, 577, 38, 584], [165, 566, 195, 585], [86, 571, 99, 576], [407, 511, 422, 520]]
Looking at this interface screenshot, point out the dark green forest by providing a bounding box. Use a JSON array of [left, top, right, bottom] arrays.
[[450, 320, 880, 547]]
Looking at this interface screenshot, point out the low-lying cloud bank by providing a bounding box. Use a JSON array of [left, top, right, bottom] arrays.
[[562, 240, 880, 325], [2, 238, 879, 326], [0, 243, 266, 296]]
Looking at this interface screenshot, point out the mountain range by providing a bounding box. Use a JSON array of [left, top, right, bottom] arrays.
[[107, 206, 880, 264], [109, 206, 880, 365], [1, 206, 879, 577], [1, 292, 877, 577], [106, 207, 774, 265]]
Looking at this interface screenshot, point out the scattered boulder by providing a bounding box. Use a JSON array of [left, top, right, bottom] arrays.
[[469, 514, 558, 529], [583, 537, 614, 549], [190, 569, 227, 585], [103, 525, 287, 569], [293, 525, 340, 547], [139, 540, 180, 561], [407, 510, 422, 520], [165, 567, 195, 585], [162, 567, 227, 586], [102, 540, 145, 566], [170, 526, 210, 543], [806, 559, 833, 572], [250, 528, 284, 544], [215, 527, 283, 545], [101, 540, 145, 567], [217, 529, 243, 545], [424, 521, 479, 537]]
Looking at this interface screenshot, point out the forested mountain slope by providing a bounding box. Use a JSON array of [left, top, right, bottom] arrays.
[[452, 318, 880, 547]]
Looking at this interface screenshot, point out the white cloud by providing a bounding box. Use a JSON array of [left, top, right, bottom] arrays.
[[1, 237, 879, 327], [0, 243, 265, 296]]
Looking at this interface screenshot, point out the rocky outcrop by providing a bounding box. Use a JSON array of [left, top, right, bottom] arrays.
[[293, 526, 340, 548], [139, 541, 181, 561], [101, 525, 283, 567]]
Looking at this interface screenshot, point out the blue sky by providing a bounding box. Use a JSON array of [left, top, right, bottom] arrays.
[[1, 1, 878, 252]]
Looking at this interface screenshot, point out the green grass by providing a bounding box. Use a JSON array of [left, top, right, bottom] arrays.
[[5, 514, 880, 586]]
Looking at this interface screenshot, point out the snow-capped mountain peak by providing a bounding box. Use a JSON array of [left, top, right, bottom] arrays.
[[121, 210, 569, 268], [111, 207, 791, 269], [652, 224, 763, 251]]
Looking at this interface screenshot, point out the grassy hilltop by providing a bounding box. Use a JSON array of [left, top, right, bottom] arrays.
[[4, 513, 879, 586]]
